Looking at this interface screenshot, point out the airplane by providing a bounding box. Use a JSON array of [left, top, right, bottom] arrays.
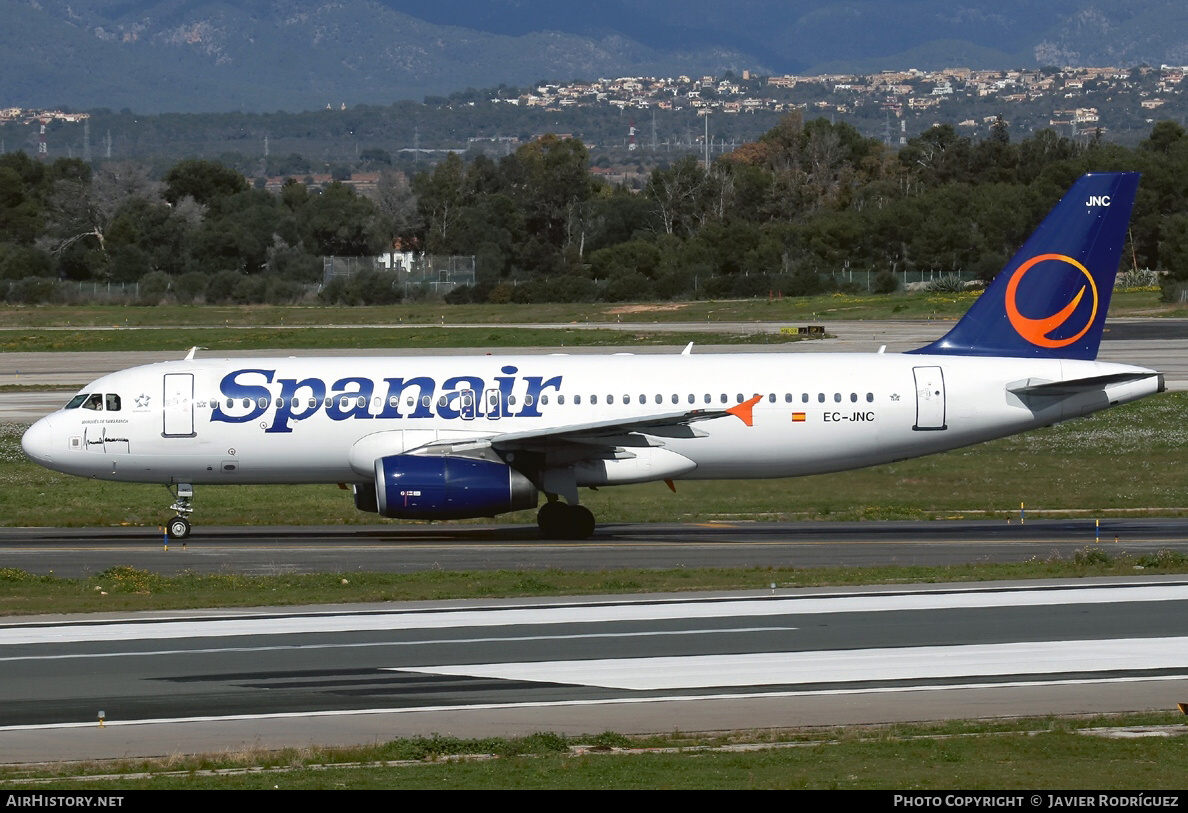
[[20, 172, 1164, 541]]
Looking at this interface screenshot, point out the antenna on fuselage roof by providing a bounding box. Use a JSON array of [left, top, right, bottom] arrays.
[[184, 347, 205, 361], [682, 342, 694, 356]]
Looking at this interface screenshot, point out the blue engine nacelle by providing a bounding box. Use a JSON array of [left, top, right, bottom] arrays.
[[374, 454, 538, 520]]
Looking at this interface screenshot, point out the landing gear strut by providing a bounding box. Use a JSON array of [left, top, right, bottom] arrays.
[[536, 498, 595, 540], [166, 483, 194, 540]]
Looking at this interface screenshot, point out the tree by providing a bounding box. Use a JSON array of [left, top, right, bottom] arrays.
[[164, 159, 248, 207], [372, 169, 419, 244], [297, 182, 384, 257]]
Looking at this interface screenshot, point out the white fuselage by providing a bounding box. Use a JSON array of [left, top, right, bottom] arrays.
[[21, 351, 1162, 488]]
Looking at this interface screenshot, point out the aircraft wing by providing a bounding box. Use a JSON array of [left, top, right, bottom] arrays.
[[411, 396, 763, 456]]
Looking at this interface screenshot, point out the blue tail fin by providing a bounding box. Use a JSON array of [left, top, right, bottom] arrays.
[[910, 172, 1139, 360]]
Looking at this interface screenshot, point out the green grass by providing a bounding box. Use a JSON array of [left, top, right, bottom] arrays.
[[2, 715, 1185, 789], [0, 288, 1169, 330], [0, 325, 806, 353], [1, 549, 1187, 615]]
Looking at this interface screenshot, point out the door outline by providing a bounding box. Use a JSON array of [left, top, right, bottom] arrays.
[[912, 366, 947, 431], [163, 373, 196, 438]]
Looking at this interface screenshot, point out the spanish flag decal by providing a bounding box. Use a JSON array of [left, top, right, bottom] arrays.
[[792, 412, 806, 422]]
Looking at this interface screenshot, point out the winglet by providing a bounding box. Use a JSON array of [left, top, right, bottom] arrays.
[[726, 394, 763, 427], [682, 342, 694, 356]]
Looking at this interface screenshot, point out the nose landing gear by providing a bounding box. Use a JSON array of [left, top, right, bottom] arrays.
[[166, 483, 194, 540]]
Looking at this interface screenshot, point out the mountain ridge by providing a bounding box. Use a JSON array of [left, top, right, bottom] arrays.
[[3, 1, 1187, 113]]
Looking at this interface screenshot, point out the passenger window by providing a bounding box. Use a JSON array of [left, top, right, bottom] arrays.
[[867, 393, 874, 403], [850, 393, 858, 403], [833, 393, 841, 403], [590, 395, 597, 405], [105, 394, 121, 411], [817, 393, 825, 403], [524, 394, 534, 405]]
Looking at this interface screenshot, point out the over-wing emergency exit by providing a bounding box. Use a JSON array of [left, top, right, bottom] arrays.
[[21, 173, 1163, 540]]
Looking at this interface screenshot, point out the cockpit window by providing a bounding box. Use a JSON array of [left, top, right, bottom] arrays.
[[82, 393, 104, 411], [65, 394, 89, 410], [105, 394, 121, 412]]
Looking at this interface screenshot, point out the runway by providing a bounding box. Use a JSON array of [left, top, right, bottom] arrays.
[[2, 578, 1185, 762]]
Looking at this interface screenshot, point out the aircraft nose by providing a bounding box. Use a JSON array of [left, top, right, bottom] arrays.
[[21, 417, 54, 464]]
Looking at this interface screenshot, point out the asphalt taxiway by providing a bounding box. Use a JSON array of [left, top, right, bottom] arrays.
[[1, 518, 1188, 577]]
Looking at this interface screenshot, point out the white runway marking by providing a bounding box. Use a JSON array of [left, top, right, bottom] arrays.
[[2, 583, 1184, 646], [0, 627, 794, 662], [400, 636, 1188, 690]]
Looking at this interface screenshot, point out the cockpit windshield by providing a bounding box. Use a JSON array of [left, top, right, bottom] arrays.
[[64, 393, 117, 411]]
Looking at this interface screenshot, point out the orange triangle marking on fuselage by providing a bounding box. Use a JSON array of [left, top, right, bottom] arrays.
[[725, 394, 763, 427]]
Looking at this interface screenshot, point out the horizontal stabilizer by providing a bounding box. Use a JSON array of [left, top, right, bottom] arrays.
[[1007, 372, 1162, 397]]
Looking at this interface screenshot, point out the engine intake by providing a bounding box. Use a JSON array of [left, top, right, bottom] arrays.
[[374, 454, 538, 520]]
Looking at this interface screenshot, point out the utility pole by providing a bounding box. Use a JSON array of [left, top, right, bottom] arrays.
[[704, 112, 710, 168]]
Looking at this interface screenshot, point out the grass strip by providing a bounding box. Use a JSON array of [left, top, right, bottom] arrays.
[[0, 326, 806, 353], [2, 714, 1184, 789], [2, 550, 1187, 615], [0, 289, 1168, 330]]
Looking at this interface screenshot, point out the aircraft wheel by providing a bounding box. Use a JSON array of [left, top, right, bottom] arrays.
[[566, 505, 596, 540], [167, 516, 191, 540], [536, 502, 568, 538]]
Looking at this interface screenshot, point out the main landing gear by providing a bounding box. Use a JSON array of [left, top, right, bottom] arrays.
[[536, 498, 595, 540], [166, 483, 194, 540]]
